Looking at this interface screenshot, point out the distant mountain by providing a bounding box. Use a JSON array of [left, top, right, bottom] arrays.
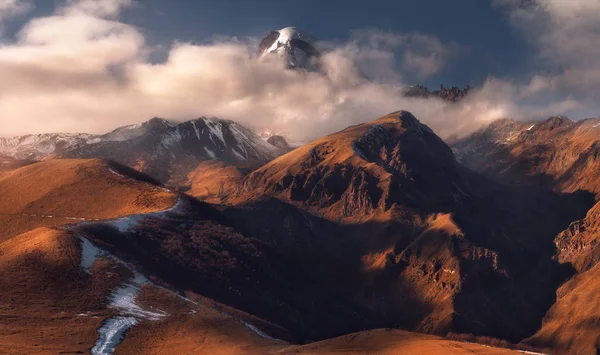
[[404, 84, 471, 102], [258, 27, 319, 71], [451, 115, 600, 194], [0, 117, 290, 185]]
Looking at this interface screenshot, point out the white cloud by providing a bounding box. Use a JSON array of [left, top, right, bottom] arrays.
[[0, 0, 488, 140], [1, 0, 592, 143], [495, 0, 600, 98], [0, 0, 33, 24]]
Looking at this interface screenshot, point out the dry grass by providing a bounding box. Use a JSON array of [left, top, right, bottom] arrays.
[[0, 159, 176, 242]]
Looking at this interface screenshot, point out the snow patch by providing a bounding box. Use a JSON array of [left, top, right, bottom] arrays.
[[527, 124, 535, 131], [104, 197, 183, 232], [203, 146, 217, 159], [108, 273, 167, 321], [203, 118, 225, 146], [241, 321, 279, 341], [91, 316, 137, 355], [191, 121, 201, 140], [79, 236, 105, 273], [232, 148, 246, 160]]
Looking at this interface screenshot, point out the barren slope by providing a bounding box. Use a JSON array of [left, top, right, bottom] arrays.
[[193, 110, 587, 343], [0, 159, 176, 241]]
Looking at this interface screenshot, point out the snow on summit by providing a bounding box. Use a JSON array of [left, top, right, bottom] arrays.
[[258, 26, 319, 70]]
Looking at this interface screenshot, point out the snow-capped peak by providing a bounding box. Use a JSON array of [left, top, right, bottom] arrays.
[[258, 26, 319, 70], [266, 27, 309, 52]]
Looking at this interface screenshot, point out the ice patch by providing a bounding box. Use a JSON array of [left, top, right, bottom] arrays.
[[91, 316, 137, 355]]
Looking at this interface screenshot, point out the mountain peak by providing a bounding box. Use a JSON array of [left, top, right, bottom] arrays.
[[258, 26, 319, 70]]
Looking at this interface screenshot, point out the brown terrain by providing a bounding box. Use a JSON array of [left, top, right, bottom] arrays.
[[453, 116, 600, 354], [0, 159, 176, 242], [0, 154, 528, 355], [191, 110, 589, 347], [6, 110, 600, 354]]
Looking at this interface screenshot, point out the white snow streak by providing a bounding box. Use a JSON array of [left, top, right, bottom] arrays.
[[203, 146, 217, 159], [232, 148, 246, 160], [527, 124, 535, 131], [79, 236, 105, 273], [104, 197, 183, 232], [240, 321, 279, 341], [108, 273, 167, 321], [203, 118, 225, 145], [91, 316, 137, 355]]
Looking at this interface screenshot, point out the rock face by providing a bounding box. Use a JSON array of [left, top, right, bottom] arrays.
[[258, 27, 319, 70], [266, 135, 290, 149], [191, 110, 588, 343]]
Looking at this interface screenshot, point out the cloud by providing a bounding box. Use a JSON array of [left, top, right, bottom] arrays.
[[0, 0, 33, 23], [0, 0, 489, 141], [494, 0, 600, 100], [1, 0, 591, 143]]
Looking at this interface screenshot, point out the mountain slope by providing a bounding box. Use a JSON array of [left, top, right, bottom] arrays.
[[452, 116, 600, 195], [192, 110, 588, 343], [0, 159, 176, 242], [453, 116, 600, 354]]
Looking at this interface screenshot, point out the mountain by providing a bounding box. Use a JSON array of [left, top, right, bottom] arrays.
[[0, 132, 99, 160], [258, 27, 320, 70], [0, 158, 369, 353], [1, 114, 581, 354], [192, 110, 588, 345], [0, 117, 290, 185], [404, 84, 472, 102], [451, 115, 600, 194], [453, 116, 600, 354]]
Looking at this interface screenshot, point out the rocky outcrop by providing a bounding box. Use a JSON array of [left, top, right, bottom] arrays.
[[405, 84, 471, 102]]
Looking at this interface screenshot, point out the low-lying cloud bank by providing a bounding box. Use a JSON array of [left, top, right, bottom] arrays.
[[0, 0, 597, 141]]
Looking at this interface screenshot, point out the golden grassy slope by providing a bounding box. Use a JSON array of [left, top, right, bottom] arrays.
[[187, 160, 245, 203], [0, 159, 176, 242], [279, 329, 522, 355], [526, 261, 600, 355], [0, 228, 126, 354]]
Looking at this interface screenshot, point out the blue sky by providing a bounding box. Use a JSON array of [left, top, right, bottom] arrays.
[[17, 0, 529, 88]]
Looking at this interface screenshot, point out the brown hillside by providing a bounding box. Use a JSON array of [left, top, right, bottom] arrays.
[[0, 159, 176, 241], [526, 261, 600, 355], [194, 110, 588, 342], [452, 116, 600, 196], [0, 228, 127, 354]]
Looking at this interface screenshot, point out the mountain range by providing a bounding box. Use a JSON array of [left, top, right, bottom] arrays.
[[2, 26, 600, 355]]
